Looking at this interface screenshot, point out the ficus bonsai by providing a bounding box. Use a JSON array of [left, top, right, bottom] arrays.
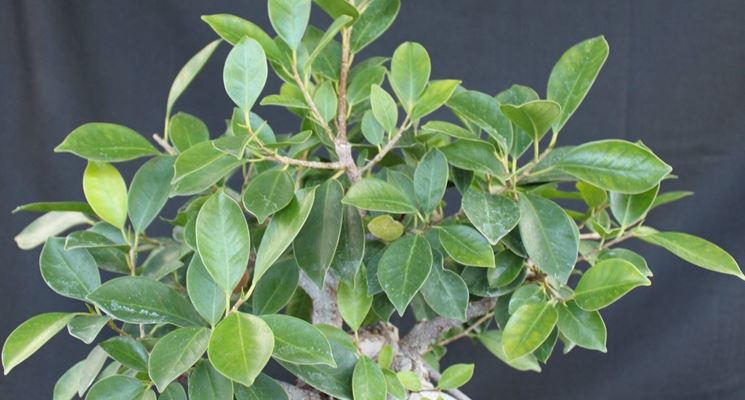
[[4, 1, 742, 399]]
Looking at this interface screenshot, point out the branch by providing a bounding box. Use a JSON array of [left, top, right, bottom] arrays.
[[298, 272, 343, 327], [268, 154, 343, 169], [333, 26, 362, 183], [277, 381, 322, 400], [152, 133, 176, 155], [358, 116, 412, 175], [289, 59, 336, 142]]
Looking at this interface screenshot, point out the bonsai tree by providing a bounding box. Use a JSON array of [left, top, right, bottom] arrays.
[[4, 1, 742, 399]]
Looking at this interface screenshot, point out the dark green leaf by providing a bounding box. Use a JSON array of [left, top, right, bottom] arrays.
[[361, 110, 385, 145], [172, 141, 244, 196], [159, 383, 187, 400], [370, 84, 398, 132], [420, 120, 477, 140], [148, 327, 210, 391], [350, 0, 400, 53], [186, 255, 226, 326], [330, 206, 366, 281], [128, 156, 175, 233], [201, 14, 280, 61], [99, 336, 149, 372], [378, 235, 433, 314], [440, 139, 505, 177], [479, 330, 541, 372], [169, 112, 209, 153], [253, 258, 300, 315], [651, 190, 693, 209], [242, 169, 294, 223], [609, 185, 658, 227], [437, 224, 495, 268], [348, 66, 386, 106], [487, 250, 524, 288], [234, 373, 288, 400], [421, 252, 469, 321], [13, 201, 93, 214], [188, 361, 234, 400], [500, 100, 561, 141], [390, 42, 430, 112], [40, 237, 100, 301], [508, 284, 546, 314], [412, 79, 461, 120], [166, 40, 221, 122], [261, 314, 335, 366], [413, 149, 448, 214], [55, 123, 158, 162], [462, 190, 520, 245], [447, 89, 512, 150]]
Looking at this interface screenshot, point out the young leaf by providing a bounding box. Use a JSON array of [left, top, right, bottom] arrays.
[[67, 315, 109, 344], [440, 139, 505, 177], [352, 356, 387, 400], [651, 190, 693, 209], [201, 14, 280, 61], [40, 237, 100, 301], [518, 193, 579, 284], [378, 235, 433, 315], [85, 375, 145, 400], [2, 312, 75, 374], [338, 265, 373, 331], [13, 201, 92, 214], [396, 370, 421, 391], [188, 360, 234, 400], [169, 112, 209, 152], [224, 37, 268, 112], [547, 36, 609, 133], [186, 255, 227, 326], [313, 81, 338, 123], [350, 0, 401, 52], [496, 84, 540, 157], [500, 100, 561, 141], [166, 40, 221, 123], [597, 248, 653, 277], [437, 224, 495, 268], [367, 215, 404, 242], [330, 206, 366, 282], [253, 258, 300, 315], [411, 79, 461, 120], [421, 252, 469, 321], [148, 327, 210, 391], [556, 140, 672, 194], [437, 363, 474, 390], [390, 42, 430, 112], [574, 259, 651, 310], [55, 123, 158, 162], [53, 361, 85, 400], [171, 141, 244, 196], [502, 301, 558, 360], [413, 149, 448, 214], [479, 330, 541, 372], [242, 169, 295, 223], [342, 177, 416, 214], [609, 185, 658, 227], [14, 211, 91, 250], [462, 190, 520, 245], [83, 161, 128, 229], [361, 110, 385, 145], [260, 314, 335, 366], [556, 301, 607, 352], [447, 89, 512, 150], [128, 156, 175, 233], [196, 191, 250, 294], [208, 312, 274, 387], [268, 0, 311, 50], [370, 84, 398, 133], [99, 336, 149, 372]]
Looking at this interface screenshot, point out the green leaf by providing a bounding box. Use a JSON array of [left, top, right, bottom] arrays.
[[171, 141, 243, 196], [396, 371, 421, 391], [148, 327, 210, 391], [576, 181, 607, 209], [462, 190, 520, 245], [440, 139, 505, 177], [350, 0, 400, 52], [421, 252, 469, 321], [479, 330, 541, 372], [638, 231, 744, 280], [330, 206, 366, 281], [342, 177, 416, 214], [651, 190, 693, 209], [159, 383, 187, 400], [253, 258, 300, 315], [224, 38, 268, 111], [83, 162, 128, 229], [556, 140, 672, 194], [508, 284, 546, 314], [496, 84, 540, 157], [254, 187, 317, 283], [201, 14, 280, 62], [40, 237, 100, 301], [64, 230, 125, 251], [352, 356, 387, 400], [235, 373, 288, 400], [382, 369, 406, 400], [99, 336, 149, 372], [348, 66, 386, 106], [268, 0, 311, 50], [87, 276, 204, 327], [437, 224, 495, 268], [188, 361, 234, 400], [420, 120, 477, 140], [261, 314, 335, 366], [609, 185, 658, 227], [556, 301, 607, 352], [313, 81, 338, 123], [390, 42, 430, 112], [196, 191, 250, 294], [55, 123, 158, 162], [85, 375, 145, 400], [186, 255, 226, 326], [242, 169, 294, 223], [370, 84, 398, 132], [547, 36, 609, 134], [500, 100, 561, 141], [314, 0, 359, 20], [53, 360, 85, 400], [502, 301, 558, 360], [338, 265, 373, 331], [294, 180, 344, 287], [77, 346, 109, 397], [128, 156, 175, 233], [367, 215, 404, 242], [14, 211, 91, 250], [412, 79, 461, 120], [378, 235, 433, 315], [413, 149, 448, 214], [518, 193, 579, 284], [2, 312, 75, 374], [574, 259, 651, 311], [166, 40, 221, 123], [447, 89, 512, 150], [487, 250, 524, 288], [437, 363, 474, 390], [306, 15, 353, 71], [169, 112, 209, 153], [597, 248, 653, 277], [208, 312, 274, 387], [14, 201, 93, 214], [67, 315, 109, 344]]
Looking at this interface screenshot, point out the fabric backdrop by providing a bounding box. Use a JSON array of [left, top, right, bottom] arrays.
[[1, 1, 744, 398]]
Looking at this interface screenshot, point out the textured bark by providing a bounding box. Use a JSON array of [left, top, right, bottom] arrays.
[[298, 271, 342, 327]]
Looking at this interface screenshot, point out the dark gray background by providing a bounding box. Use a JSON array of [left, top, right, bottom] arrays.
[[2, 0, 744, 398]]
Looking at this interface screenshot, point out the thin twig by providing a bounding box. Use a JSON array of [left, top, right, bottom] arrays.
[[435, 311, 495, 348], [289, 59, 336, 142], [358, 116, 412, 175], [152, 133, 176, 155]]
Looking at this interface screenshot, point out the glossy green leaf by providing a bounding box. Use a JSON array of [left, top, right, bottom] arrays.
[[186, 256, 226, 326], [370, 84, 398, 132], [378, 235, 433, 315], [576, 181, 607, 209], [597, 248, 653, 277], [234, 373, 288, 400], [556, 301, 607, 352], [159, 383, 187, 400], [128, 156, 174, 233], [201, 14, 281, 62], [67, 315, 109, 344], [574, 259, 651, 310], [306, 16, 353, 70], [253, 258, 300, 315], [99, 337, 149, 372], [342, 177, 416, 214], [254, 187, 317, 283], [413, 149, 448, 214], [87, 276, 204, 327], [390, 42, 430, 112], [609, 185, 658, 227], [55, 123, 158, 162], [502, 301, 558, 360], [462, 190, 520, 245], [447, 89, 512, 150], [518, 193, 579, 284], [440, 139, 505, 177], [352, 356, 387, 400], [547, 36, 609, 133], [169, 112, 209, 153], [261, 314, 335, 366], [438, 224, 495, 268], [166, 40, 221, 123], [83, 162, 128, 229], [361, 110, 385, 145], [13, 201, 93, 214], [40, 237, 100, 301], [350, 0, 400, 52], [14, 211, 91, 250], [208, 312, 274, 387], [556, 140, 672, 194], [487, 250, 524, 288], [508, 284, 546, 314], [638, 231, 744, 280], [64, 230, 124, 251], [314, 0, 359, 19], [330, 206, 366, 281], [188, 361, 234, 400], [348, 66, 386, 106], [196, 191, 250, 294], [2, 312, 75, 374], [224, 38, 268, 111], [651, 190, 693, 209], [495, 84, 539, 157], [421, 252, 469, 321], [171, 141, 243, 196], [500, 100, 561, 141], [438, 363, 474, 390], [148, 327, 210, 391], [294, 180, 344, 287], [479, 330, 541, 372], [338, 265, 373, 331], [412, 79, 461, 120], [268, 0, 311, 50], [242, 169, 294, 223], [85, 375, 145, 400], [420, 120, 477, 140]]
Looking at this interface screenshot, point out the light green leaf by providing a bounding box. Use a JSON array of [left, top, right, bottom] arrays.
[[234, 373, 288, 400], [268, 0, 311, 50], [350, 0, 400, 52], [500, 100, 561, 141], [574, 259, 651, 310], [67, 315, 109, 345], [342, 177, 416, 214], [254, 187, 317, 283], [502, 301, 558, 360], [370, 84, 398, 132], [609, 185, 658, 227], [420, 120, 477, 140], [352, 356, 387, 400], [53, 360, 85, 400], [169, 112, 209, 153], [367, 215, 404, 242], [437, 363, 474, 390], [556, 140, 672, 194], [2, 312, 75, 374], [261, 314, 335, 366], [651, 190, 693, 209], [87, 276, 204, 327], [479, 330, 541, 372], [15, 211, 91, 250], [447, 89, 512, 150], [201, 14, 281, 62], [253, 258, 300, 315], [390, 42, 430, 112], [128, 156, 174, 233], [148, 327, 210, 391], [224, 38, 268, 111], [159, 383, 187, 400], [171, 141, 244, 196], [437, 225, 495, 268], [638, 231, 744, 280], [186, 255, 226, 326], [77, 346, 109, 397], [597, 248, 653, 277], [242, 169, 294, 223], [13, 201, 93, 214], [576, 181, 607, 209], [518, 193, 579, 284], [383, 369, 406, 400], [440, 139, 505, 177], [421, 252, 469, 321], [396, 371, 421, 391], [413, 149, 448, 214], [208, 312, 274, 387], [188, 361, 234, 400], [547, 36, 609, 134], [166, 40, 221, 124], [338, 265, 373, 331], [412, 79, 461, 120], [348, 66, 386, 106], [40, 237, 100, 301], [99, 336, 149, 372], [196, 191, 250, 294], [85, 375, 145, 400], [83, 162, 128, 229], [314, 0, 359, 19], [462, 190, 520, 245], [313, 81, 338, 123], [556, 301, 607, 352], [378, 235, 433, 314], [330, 206, 366, 281], [55, 123, 158, 162]]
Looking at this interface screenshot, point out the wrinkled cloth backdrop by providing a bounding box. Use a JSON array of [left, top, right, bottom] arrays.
[[1, 0, 744, 399]]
